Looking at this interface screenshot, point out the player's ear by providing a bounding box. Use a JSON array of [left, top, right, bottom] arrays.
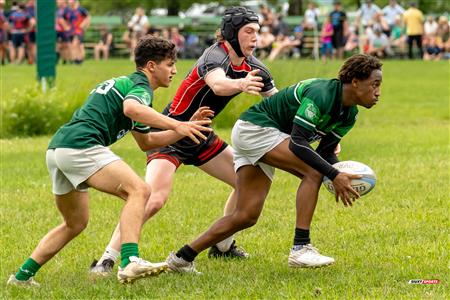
[[351, 78, 359, 88], [146, 60, 157, 72]]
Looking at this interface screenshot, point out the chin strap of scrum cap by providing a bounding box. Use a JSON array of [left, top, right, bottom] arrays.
[[220, 7, 259, 57]]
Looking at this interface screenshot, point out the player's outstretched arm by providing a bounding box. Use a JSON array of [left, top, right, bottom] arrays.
[[131, 119, 211, 151], [205, 68, 264, 96], [124, 99, 212, 144]]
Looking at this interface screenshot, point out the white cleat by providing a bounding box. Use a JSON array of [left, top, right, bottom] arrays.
[[166, 252, 202, 275], [288, 244, 335, 268], [6, 274, 40, 287], [117, 256, 168, 284]]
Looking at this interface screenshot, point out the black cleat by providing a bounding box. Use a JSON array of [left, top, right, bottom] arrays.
[[89, 258, 115, 276], [208, 241, 249, 259]]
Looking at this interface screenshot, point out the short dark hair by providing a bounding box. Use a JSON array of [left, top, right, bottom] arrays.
[[338, 54, 382, 83], [134, 35, 176, 69]]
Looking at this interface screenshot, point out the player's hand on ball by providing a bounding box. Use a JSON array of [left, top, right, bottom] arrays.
[[175, 120, 212, 144], [334, 143, 341, 156], [332, 172, 362, 207], [190, 106, 214, 121], [240, 69, 264, 96]]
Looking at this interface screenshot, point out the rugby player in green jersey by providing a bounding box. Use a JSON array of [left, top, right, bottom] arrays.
[[166, 54, 382, 272], [7, 36, 212, 286]]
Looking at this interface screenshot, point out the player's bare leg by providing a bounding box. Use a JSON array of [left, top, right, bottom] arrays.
[[86, 160, 168, 283], [90, 158, 177, 275], [7, 190, 89, 287], [198, 146, 249, 258], [260, 139, 335, 268], [166, 165, 270, 273]]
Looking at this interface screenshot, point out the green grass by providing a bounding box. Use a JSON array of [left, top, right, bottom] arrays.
[[1, 59, 449, 299]]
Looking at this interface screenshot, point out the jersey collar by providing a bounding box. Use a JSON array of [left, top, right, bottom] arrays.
[[219, 42, 252, 71]]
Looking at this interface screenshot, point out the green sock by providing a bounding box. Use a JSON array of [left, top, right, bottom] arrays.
[[15, 258, 41, 281], [120, 243, 139, 268]]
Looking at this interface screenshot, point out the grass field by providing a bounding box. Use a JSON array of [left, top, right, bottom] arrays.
[[1, 59, 449, 299]]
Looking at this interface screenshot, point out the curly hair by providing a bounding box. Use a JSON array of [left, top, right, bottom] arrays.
[[338, 54, 382, 83], [134, 35, 176, 68]]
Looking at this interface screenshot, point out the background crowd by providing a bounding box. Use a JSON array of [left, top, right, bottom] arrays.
[[0, 0, 449, 65], [254, 0, 450, 62]]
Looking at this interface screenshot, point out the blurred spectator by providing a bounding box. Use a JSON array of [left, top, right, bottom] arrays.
[[8, 2, 31, 64], [170, 27, 185, 57], [291, 25, 304, 58], [382, 0, 404, 32], [304, 2, 320, 30], [356, 0, 381, 28], [437, 16, 449, 58], [127, 7, 148, 59], [271, 14, 290, 37], [329, 0, 348, 59], [0, 0, 7, 65], [424, 15, 438, 37], [372, 12, 390, 36], [259, 4, 275, 29], [68, 0, 90, 64], [390, 16, 406, 54], [184, 33, 202, 58], [56, 0, 72, 64], [94, 25, 113, 60], [320, 15, 333, 63], [24, 0, 35, 64], [121, 27, 132, 55], [161, 28, 170, 40], [268, 25, 302, 61], [423, 33, 443, 61], [403, 2, 424, 59], [344, 25, 359, 53], [256, 26, 274, 59], [368, 28, 392, 58]]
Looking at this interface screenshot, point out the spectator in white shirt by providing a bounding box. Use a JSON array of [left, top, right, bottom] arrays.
[[382, 0, 404, 30], [424, 15, 438, 37], [356, 0, 381, 28], [304, 2, 320, 30], [127, 7, 149, 59]]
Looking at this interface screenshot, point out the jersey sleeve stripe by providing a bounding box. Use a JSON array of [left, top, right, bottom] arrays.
[[293, 83, 301, 104], [295, 115, 316, 128], [111, 87, 124, 100], [330, 130, 343, 139], [124, 94, 144, 104]]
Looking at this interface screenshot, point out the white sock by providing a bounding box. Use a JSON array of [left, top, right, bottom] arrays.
[[216, 236, 234, 252], [98, 246, 120, 265]]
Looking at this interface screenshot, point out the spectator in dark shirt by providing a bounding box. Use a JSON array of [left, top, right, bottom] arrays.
[[94, 25, 113, 60], [329, 0, 348, 59]]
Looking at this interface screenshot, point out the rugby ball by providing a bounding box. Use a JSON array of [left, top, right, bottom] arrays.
[[322, 161, 376, 196]]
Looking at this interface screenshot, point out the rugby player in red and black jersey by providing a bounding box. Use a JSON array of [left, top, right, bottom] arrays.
[[90, 7, 278, 275]]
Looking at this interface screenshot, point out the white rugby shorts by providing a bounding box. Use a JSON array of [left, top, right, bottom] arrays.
[[46, 146, 121, 195], [231, 120, 289, 181]]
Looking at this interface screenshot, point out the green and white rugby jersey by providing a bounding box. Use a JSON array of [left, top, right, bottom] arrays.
[[240, 78, 358, 142], [49, 71, 153, 149]]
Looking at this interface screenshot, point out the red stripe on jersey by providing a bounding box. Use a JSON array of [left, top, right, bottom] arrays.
[[169, 66, 205, 116], [219, 42, 251, 72], [219, 42, 229, 53], [231, 61, 251, 72], [198, 138, 224, 162]]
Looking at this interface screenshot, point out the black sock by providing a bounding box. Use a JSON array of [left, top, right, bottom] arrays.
[[176, 245, 198, 262], [293, 228, 310, 246]]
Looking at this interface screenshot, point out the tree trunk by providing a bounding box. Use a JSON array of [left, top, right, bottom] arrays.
[[288, 0, 303, 16], [167, 0, 181, 16]]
